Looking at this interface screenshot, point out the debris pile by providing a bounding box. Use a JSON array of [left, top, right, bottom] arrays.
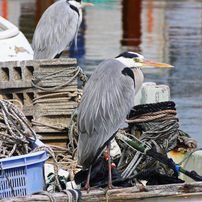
[[66, 101, 200, 189], [0, 97, 200, 194]]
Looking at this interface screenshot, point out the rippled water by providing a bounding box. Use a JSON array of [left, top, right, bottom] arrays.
[[1, 0, 202, 145]]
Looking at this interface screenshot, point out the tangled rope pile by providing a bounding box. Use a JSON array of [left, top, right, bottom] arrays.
[[0, 99, 62, 195], [0, 98, 77, 192], [0, 99, 36, 158], [56, 153, 80, 171], [117, 101, 199, 179], [0, 98, 81, 199], [126, 101, 180, 151]]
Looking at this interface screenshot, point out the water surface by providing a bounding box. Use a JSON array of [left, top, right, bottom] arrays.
[[1, 0, 202, 145]]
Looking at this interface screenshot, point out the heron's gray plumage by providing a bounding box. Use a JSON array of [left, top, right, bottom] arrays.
[[77, 58, 140, 169], [77, 52, 173, 190], [32, 0, 82, 59]]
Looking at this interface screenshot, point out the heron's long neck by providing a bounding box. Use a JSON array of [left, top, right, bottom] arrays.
[[133, 68, 144, 94]]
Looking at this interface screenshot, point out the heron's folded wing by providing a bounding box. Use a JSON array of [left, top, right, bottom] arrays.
[[32, 0, 80, 59], [77, 59, 136, 168]]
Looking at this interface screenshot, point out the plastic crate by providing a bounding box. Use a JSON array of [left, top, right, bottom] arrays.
[[0, 139, 49, 198]]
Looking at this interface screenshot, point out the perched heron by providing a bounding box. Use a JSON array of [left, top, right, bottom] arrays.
[[32, 0, 93, 59], [77, 52, 173, 190]]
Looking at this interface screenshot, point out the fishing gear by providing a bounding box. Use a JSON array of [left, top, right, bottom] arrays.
[[117, 132, 202, 182]]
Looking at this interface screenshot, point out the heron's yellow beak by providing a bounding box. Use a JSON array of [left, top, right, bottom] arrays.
[[82, 2, 94, 7], [141, 59, 173, 68]]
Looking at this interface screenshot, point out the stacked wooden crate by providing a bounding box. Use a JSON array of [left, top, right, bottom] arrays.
[[0, 59, 80, 147]]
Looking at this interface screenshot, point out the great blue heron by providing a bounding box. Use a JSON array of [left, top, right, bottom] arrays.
[[77, 52, 173, 190], [32, 0, 93, 59]]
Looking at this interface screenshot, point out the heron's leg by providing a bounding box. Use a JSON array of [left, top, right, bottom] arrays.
[[84, 165, 92, 192], [107, 142, 113, 189]]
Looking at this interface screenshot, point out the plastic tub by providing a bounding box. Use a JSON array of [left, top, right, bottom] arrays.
[[0, 139, 49, 198]]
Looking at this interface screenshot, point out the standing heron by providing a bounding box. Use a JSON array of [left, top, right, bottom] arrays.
[[77, 52, 173, 190], [32, 0, 93, 59]]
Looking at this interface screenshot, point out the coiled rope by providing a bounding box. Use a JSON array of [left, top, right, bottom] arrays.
[[128, 101, 176, 118], [31, 66, 88, 91], [31, 189, 82, 202], [126, 101, 180, 152], [119, 101, 187, 178], [0, 99, 36, 158]]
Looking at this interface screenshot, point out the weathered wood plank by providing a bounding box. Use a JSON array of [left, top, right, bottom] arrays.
[[2, 182, 202, 202], [37, 135, 68, 140]]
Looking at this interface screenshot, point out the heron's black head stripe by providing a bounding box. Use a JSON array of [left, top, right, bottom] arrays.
[[75, 0, 81, 2], [69, 4, 80, 16], [116, 52, 139, 59], [122, 67, 135, 81]]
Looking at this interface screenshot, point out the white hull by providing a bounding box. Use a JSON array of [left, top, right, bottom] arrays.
[[0, 16, 33, 61]]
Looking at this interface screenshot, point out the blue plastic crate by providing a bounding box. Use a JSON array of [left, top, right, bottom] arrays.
[[0, 139, 49, 198]]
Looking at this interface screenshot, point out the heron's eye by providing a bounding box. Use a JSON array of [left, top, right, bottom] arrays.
[[134, 58, 140, 62]]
